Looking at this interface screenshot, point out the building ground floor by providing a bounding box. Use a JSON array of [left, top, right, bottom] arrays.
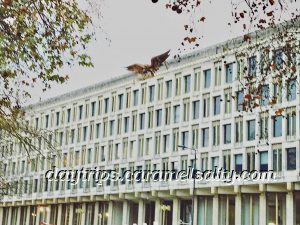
[[1, 185, 300, 225]]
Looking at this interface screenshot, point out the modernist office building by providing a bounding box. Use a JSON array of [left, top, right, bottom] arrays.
[[0, 22, 300, 225]]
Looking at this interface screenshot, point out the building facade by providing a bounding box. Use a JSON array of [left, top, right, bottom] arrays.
[[0, 23, 300, 225]]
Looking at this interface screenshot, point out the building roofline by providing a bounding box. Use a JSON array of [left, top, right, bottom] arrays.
[[26, 18, 299, 110]]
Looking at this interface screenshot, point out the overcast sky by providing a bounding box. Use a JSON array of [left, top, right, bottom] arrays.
[[29, 0, 296, 103]]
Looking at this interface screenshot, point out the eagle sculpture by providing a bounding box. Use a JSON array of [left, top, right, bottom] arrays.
[[126, 50, 170, 80]]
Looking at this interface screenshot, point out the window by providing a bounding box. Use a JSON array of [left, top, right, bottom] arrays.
[[201, 153, 208, 171], [141, 84, 146, 104], [213, 121, 220, 146], [192, 100, 200, 119], [273, 115, 282, 137], [237, 59, 245, 81], [89, 123, 94, 140], [204, 69, 211, 88], [118, 94, 124, 110], [56, 112, 60, 126], [192, 125, 199, 148], [156, 109, 162, 127], [242, 195, 259, 225], [155, 132, 161, 155], [138, 136, 144, 157], [214, 62, 221, 86], [219, 196, 235, 225], [149, 85, 155, 102], [111, 93, 116, 112], [103, 119, 107, 137], [45, 115, 49, 128], [259, 151, 268, 171], [181, 131, 189, 147], [166, 80, 172, 98], [172, 128, 179, 152], [274, 49, 283, 69], [109, 120, 114, 136], [183, 98, 190, 122], [259, 112, 268, 140], [287, 108, 296, 137], [133, 90, 139, 106], [194, 68, 201, 91], [126, 88, 131, 108], [145, 138, 152, 155], [247, 120, 255, 141], [212, 156, 219, 170], [223, 150, 231, 171], [235, 154, 243, 173], [213, 96, 221, 115], [148, 107, 154, 128], [246, 147, 256, 171], [202, 128, 209, 147], [67, 109, 71, 123], [175, 74, 181, 96], [267, 193, 286, 225], [223, 124, 231, 144], [90, 102, 95, 117], [184, 75, 191, 93], [272, 144, 282, 172], [248, 56, 257, 76], [287, 79, 296, 101], [124, 117, 129, 133], [139, 113, 145, 130], [122, 139, 128, 159], [224, 89, 232, 114], [104, 99, 109, 114], [273, 83, 282, 103], [117, 115, 122, 135], [203, 94, 210, 118], [261, 85, 269, 106], [163, 134, 170, 153], [174, 105, 180, 123], [165, 103, 171, 125], [236, 91, 244, 111], [225, 63, 233, 83], [98, 97, 103, 115], [83, 126, 87, 141], [132, 111, 137, 132], [157, 79, 163, 100], [286, 147, 296, 170]]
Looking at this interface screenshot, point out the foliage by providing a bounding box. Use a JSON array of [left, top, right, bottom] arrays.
[[152, 0, 299, 117], [0, 0, 93, 196]]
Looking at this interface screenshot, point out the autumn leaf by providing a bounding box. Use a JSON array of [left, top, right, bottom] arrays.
[[245, 94, 252, 100], [244, 34, 251, 42], [269, 0, 275, 5], [275, 108, 284, 116], [290, 65, 296, 73], [267, 11, 274, 16], [199, 17, 206, 22], [2, 0, 12, 7], [240, 12, 245, 18], [184, 37, 197, 43]]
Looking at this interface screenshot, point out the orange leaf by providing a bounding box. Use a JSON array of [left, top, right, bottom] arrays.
[[199, 17, 206, 22], [269, 0, 275, 5], [244, 34, 251, 42], [275, 108, 284, 116], [245, 94, 252, 100]]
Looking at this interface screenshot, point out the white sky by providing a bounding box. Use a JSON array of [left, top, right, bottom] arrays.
[[29, 0, 296, 103]]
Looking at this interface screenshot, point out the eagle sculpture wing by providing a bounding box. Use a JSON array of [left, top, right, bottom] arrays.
[[150, 50, 170, 69], [126, 64, 146, 74], [126, 50, 170, 80]]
